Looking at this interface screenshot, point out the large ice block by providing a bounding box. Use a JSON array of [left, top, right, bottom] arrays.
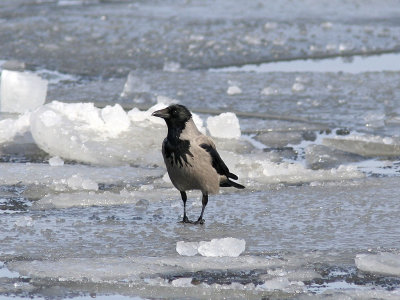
[[0, 70, 48, 113]]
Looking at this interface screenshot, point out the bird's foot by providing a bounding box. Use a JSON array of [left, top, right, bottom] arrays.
[[179, 216, 192, 224], [194, 218, 205, 225]]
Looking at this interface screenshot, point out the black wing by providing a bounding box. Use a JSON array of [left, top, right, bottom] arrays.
[[200, 143, 238, 180]]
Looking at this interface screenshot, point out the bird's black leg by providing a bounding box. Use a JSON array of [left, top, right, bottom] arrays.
[[180, 191, 191, 223], [195, 193, 208, 225]]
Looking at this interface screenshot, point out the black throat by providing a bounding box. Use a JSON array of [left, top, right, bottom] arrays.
[[165, 120, 186, 143], [164, 120, 193, 167]]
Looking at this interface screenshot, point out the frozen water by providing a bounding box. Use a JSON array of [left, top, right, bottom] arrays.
[[256, 277, 305, 293], [171, 277, 193, 287], [30, 101, 166, 166], [163, 61, 182, 72], [0, 163, 163, 188], [355, 253, 400, 276], [48, 156, 64, 167], [7, 256, 287, 282], [323, 134, 400, 157], [0, 112, 31, 144], [177, 238, 246, 257], [292, 82, 305, 92], [66, 174, 99, 191], [197, 238, 246, 257], [226, 85, 242, 95], [305, 144, 363, 170], [121, 72, 151, 97], [207, 113, 241, 139], [0, 70, 48, 113], [1, 1, 400, 298], [220, 150, 364, 186], [260, 86, 279, 96], [176, 241, 199, 256]]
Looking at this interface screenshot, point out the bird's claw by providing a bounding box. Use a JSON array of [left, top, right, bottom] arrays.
[[179, 216, 192, 223], [194, 218, 205, 225]]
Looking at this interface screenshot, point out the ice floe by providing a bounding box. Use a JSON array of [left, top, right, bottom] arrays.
[[323, 134, 400, 157], [7, 255, 289, 283], [0, 163, 163, 187], [355, 252, 400, 276]]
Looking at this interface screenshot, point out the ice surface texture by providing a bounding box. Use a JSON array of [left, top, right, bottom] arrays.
[[177, 238, 245, 257], [356, 253, 400, 276], [0, 70, 48, 113]]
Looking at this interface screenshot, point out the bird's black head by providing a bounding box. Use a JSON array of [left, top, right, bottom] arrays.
[[152, 104, 192, 127]]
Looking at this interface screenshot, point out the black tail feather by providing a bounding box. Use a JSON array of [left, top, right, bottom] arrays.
[[220, 179, 245, 189], [228, 172, 238, 180]]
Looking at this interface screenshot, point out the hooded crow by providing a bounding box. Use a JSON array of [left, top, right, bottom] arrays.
[[152, 104, 245, 224]]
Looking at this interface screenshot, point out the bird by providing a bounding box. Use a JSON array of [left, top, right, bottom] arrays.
[[152, 104, 245, 224]]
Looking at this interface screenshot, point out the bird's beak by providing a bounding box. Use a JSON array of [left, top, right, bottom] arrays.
[[151, 107, 170, 119]]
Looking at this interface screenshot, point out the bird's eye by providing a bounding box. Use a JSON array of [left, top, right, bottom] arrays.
[[172, 109, 178, 115]]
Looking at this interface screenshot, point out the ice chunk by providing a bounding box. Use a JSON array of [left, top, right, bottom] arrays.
[[120, 71, 150, 97], [305, 144, 363, 170], [49, 156, 64, 167], [257, 277, 290, 291], [264, 22, 277, 30], [355, 253, 400, 276], [171, 277, 193, 287], [323, 134, 400, 157], [0, 112, 31, 144], [163, 61, 181, 72], [100, 104, 131, 137], [197, 237, 245, 257], [226, 85, 242, 95], [260, 87, 279, 96], [176, 241, 199, 256], [219, 150, 364, 186], [291, 82, 305, 92], [67, 174, 98, 191], [321, 21, 333, 29], [207, 112, 241, 139], [0, 70, 48, 113], [14, 216, 34, 227], [30, 101, 166, 166]]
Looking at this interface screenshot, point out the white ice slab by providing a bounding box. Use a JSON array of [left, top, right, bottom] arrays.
[[355, 253, 400, 276], [8, 255, 287, 283], [219, 151, 365, 186], [32, 188, 177, 210], [0, 163, 164, 187], [0, 70, 48, 113], [323, 134, 400, 157]]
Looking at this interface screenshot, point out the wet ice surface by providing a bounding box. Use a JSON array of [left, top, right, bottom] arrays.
[[1, 0, 400, 299]]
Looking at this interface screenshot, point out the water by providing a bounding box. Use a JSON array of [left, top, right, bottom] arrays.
[[1, 0, 400, 299]]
